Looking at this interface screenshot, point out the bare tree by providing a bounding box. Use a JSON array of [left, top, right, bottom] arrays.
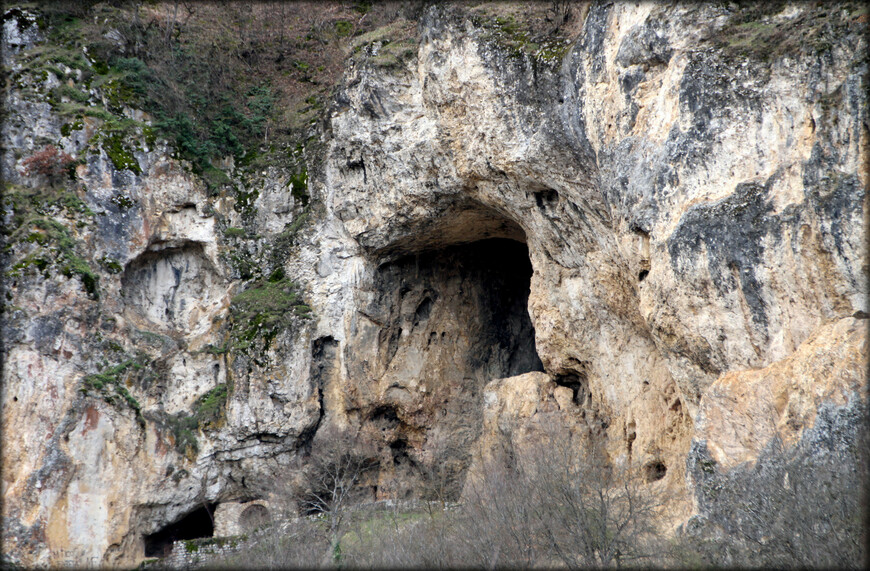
[[676, 405, 869, 569], [454, 421, 667, 569], [300, 426, 378, 565]]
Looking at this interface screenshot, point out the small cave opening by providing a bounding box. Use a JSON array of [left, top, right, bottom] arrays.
[[632, 225, 651, 283], [143, 503, 217, 558], [643, 460, 667, 483], [554, 373, 586, 406], [534, 188, 559, 208]]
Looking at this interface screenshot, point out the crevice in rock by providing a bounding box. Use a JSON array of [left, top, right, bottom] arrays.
[[633, 226, 651, 283], [143, 503, 217, 558], [298, 336, 337, 453]]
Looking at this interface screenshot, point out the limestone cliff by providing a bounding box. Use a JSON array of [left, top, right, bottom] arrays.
[[1, 2, 867, 567]]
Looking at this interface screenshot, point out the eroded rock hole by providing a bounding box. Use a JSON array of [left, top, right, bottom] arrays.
[[644, 460, 667, 482], [632, 226, 651, 283], [143, 503, 216, 558], [371, 405, 400, 432], [534, 188, 559, 208], [554, 373, 586, 406], [121, 243, 220, 334]]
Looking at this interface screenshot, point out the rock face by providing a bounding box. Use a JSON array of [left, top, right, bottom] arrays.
[[2, 2, 867, 567]]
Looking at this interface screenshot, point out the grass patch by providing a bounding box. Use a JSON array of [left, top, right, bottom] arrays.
[[350, 19, 418, 69], [3, 189, 99, 298], [163, 383, 230, 458], [223, 227, 247, 238], [229, 273, 312, 354], [81, 357, 148, 424], [709, 2, 867, 61]]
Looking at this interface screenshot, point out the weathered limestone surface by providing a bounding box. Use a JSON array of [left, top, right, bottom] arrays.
[[1, 2, 866, 567]]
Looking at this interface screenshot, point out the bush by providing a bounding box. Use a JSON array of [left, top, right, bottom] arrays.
[[21, 145, 75, 182]]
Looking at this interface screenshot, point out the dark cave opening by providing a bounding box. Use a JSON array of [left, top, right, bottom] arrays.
[[143, 503, 217, 558], [643, 460, 668, 482], [349, 233, 544, 501], [408, 237, 544, 378], [368, 236, 543, 381]]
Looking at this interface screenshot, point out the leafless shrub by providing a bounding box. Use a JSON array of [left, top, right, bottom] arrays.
[[298, 425, 379, 565], [216, 516, 327, 570], [338, 426, 668, 569], [451, 430, 667, 569]]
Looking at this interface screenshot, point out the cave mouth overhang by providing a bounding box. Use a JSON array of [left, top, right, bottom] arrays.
[[368, 200, 529, 262]]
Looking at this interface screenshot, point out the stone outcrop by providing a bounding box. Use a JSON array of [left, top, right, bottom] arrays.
[[2, 2, 866, 567]]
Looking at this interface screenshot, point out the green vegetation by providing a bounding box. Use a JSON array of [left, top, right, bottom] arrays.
[[194, 384, 229, 430], [81, 357, 146, 423], [183, 535, 244, 554], [350, 19, 418, 69], [60, 118, 83, 137], [711, 2, 868, 61], [100, 131, 141, 173], [164, 384, 230, 458], [165, 413, 200, 459], [288, 169, 309, 206], [470, 9, 573, 65], [223, 227, 247, 238], [3, 188, 99, 298], [202, 343, 229, 355], [229, 272, 312, 354]]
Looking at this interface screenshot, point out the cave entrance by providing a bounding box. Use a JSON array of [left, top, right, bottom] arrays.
[[143, 503, 216, 558], [369, 236, 543, 384], [349, 230, 544, 499]]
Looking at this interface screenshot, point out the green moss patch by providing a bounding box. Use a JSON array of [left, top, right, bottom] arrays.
[[288, 168, 309, 206], [60, 118, 84, 137], [81, 357, 148, 424], [163, 383, 230, 458], [99, 130, 141, 174], [229, 275, 312, 354], [3, 189, 99, 298], [194, 384, 229, 430], [223, 227, 247, 238]]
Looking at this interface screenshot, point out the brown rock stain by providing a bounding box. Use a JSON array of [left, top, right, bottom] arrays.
[[82, 405, 100, 435]]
